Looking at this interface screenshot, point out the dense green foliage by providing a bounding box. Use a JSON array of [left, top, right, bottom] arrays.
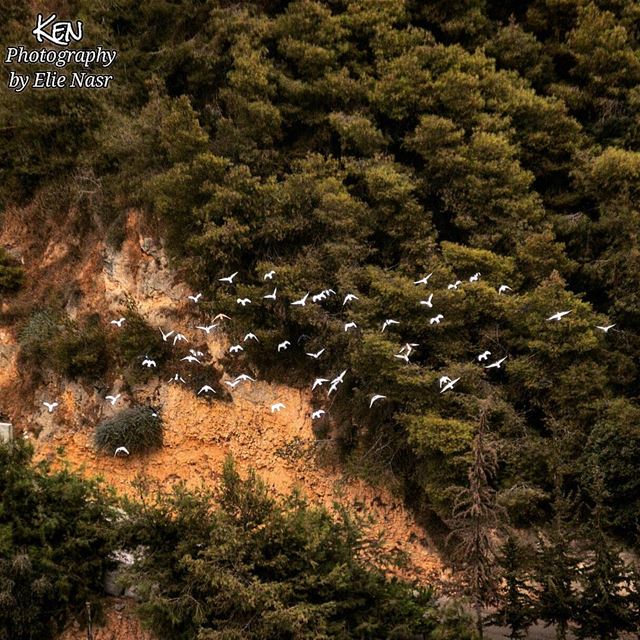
[[94, 406, 164, 456], [0, 442, 116, 640], [119, 458, 471, 639]]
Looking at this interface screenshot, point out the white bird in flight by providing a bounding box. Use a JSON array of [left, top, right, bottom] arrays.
[[271, 402, 285, 413], [237, 298, 251, 306], [381, 319, 400, 332], [244, 332, 259, 342], [213, 313, 231, 322], [229, 344, 244, 354], [263, 287, 277, 300], [595, 324, 616, 333], [291, 292, 310, 307], [169, 373, 186, 384], [114, 446, 129, 457], [420, 294, 434, 308], [198, 385, 216, 395], [477, 350, 491, 362], [312, 292, 327, 303], [188, 293, 203, 303], [498, 284, 512, 294], [485, 356, 508, 369], [311, 410, 325, 420], [547, 310, 572, 321], [400, 343, 419, 355], [43, 401, 59, 413], [159, 328, 174, 341], [439, 375, 452, 389], [440, 377, 460, 394], [306, 348, 325, 359], [196, 324, 218, 334], [225, 379, 241, 389], [343, 293, 359, 305], [173, 333, 188, 346], [414, 273, 433, 285], [331, 370, 347, 386], [447, 280, 462, 290], [344, 322, 358, 332], [312, 378, 329, 390], [469, 272, 481, 282], [277, 340, 290, 352], [234, 374, 256, 383], [369, 394, 386, 408], [219, 272, 238, 284], [181, 355, 201, 364], [430, 314, 444, 325], [263, 270, 276, 280], [106, 394, 121, 406], [141, 358, 156, 368], [110, 317, 125, 327]]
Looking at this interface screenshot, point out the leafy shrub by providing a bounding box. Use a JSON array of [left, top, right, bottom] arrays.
[[95, 406, 163, 456], [0, 248, 24, 293], [52, 313, 109, 380], [0, 441, 116, 640], [117, 457, 466, 640]]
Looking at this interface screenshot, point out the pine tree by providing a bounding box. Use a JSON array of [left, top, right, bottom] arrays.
[[489, 535, 537, 639], [447, 401, 503, 639]]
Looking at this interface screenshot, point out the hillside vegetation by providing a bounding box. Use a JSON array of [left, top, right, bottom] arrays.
[[1, 0, 640, 637]]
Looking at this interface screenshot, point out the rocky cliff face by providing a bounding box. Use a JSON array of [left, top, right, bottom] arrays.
[[1, 204, 446, 637]]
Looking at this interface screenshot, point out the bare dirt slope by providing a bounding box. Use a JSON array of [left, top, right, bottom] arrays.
[[1, 205, 446, 622]]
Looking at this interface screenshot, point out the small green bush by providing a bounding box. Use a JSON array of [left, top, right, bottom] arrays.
[[95, 406, 163, 456], [18, 309, 63, 372], [0, 248, 24, 293]]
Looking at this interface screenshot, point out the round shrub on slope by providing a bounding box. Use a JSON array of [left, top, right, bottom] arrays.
[[95, 406, 163, 456]]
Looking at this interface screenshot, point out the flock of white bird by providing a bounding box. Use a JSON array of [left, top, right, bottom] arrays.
[[40, 268, 617, 457]]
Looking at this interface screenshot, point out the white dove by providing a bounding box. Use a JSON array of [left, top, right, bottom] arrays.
[[263, 287, 277, 300], [213, 313, 231, 322], [141, 358, 156, 368], [399, 343, 419, 355], [469, 272, 481, 282], [595, 324, 616, 333], [237, 298, 251, 306], [110, 317, 125, 327], [485, 356, 508, 369], [291, 292, 310, 307], [263, 270, 276, 280], [229, 344, 244, 354], [331, 370, 347, 385], [173, 333, 188, 345], [312, 292, 327, 303], [188, 293, 203, 303], [225, 379, 241, 389], [244, 332, 259, 342], [306, 348, 325, 359], [547, 310, 572, 321], [381, 319, 400, 332], [477, 350, 491, 362], [440, 377, 460, 394], [234, 374, 256, 382], [168, 373, 186, 384], [312, 378, 329, 390], [114, 446, 130, 457], [106, 394, 121, 406], [181, 355, 201, 364], [430, 314, 444, 325], [344, 322, 358, 332], [438, 375, 452, 389], [271, 402, 285, 413], [414, 273, 433, 285], [311, 410, 325, 420], [219, 272, 238, 284], [394, 353, 410, 363], [420, 294, 434, 308], [196, 324, 218, 334], [343, 293, 359, 305], [369, 394, 386, 408], [498, 284, 512, 294], [43, 401, 59, 413], [277, 340, 290, 352], [447, 280, 462, 290], [159, 328, 175, 341], [198, 385, 216, 395]]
